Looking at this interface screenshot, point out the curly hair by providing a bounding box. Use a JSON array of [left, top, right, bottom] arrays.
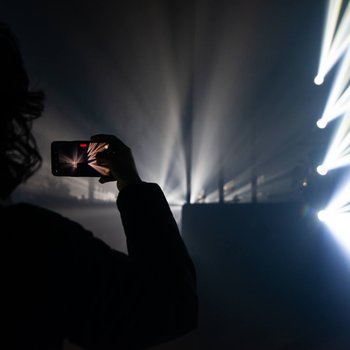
[[0, 22, 45, 198]]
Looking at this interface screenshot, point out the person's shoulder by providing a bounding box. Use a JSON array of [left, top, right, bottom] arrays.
[[9, 202, 68, 220], [7, 202, 88, 233], [9, 201, 56, 213]]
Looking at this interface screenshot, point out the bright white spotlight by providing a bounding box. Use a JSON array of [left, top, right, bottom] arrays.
[[321, 208, 350, 246], [319, 178, 350, 256], [317, 210, 326, 221], [317, 164, 329, 175], [316, 118, 328, 128], [314, 75, 324, 85], [318, 209, 327, 222]]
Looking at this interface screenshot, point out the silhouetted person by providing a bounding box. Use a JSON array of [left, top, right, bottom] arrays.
[[0, 22, 197, 349]]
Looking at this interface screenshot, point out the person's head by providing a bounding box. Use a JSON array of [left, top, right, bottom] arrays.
[[0, 22, 45, 199]]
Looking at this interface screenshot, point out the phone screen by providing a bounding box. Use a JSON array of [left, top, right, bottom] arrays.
[[51, 141, 110, 177]]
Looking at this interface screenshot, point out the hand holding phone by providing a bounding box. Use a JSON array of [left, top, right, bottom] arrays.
[[51, 135, 142, 190], [90, 134, 142, 190], [51, 141, 111, 177]]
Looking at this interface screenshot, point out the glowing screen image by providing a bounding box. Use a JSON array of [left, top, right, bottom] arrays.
[[51, 141, 110, 177]]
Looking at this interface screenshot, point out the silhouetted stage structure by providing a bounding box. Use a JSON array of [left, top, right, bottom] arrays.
[[179, 201, 350, 350]]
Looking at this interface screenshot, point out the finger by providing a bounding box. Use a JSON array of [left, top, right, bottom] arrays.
[[90, 134, 127, 149], [90, 134, 113, 142], [98, 175, 115, 184], [98, 177, 107, 184]]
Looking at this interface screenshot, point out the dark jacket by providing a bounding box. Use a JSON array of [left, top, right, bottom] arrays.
[[2, 182, 198, 349]]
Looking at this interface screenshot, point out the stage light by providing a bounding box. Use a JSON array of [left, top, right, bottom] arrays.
[[317, 118, 328, 128], [318, 177, 350, 255], [317, 164, 329, 175], [318, 209, 329, 222], [314, 75, 324, 85], [320, 208, 350, 244]]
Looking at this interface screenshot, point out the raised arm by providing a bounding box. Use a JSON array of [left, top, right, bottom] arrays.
[[82, 134, 199, 348]]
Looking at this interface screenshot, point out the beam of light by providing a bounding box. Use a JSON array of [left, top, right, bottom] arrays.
[[87, 142, 109, 159], [201, 165, 255, 204], [87, 142, 110, 176], [318, 112, 350, 173], [164, 182, 187, 207], [223, 182, 252, 203], [317, 83, 350, 128], [222, 174, 253, 203], [60, 150, 85, 170], [319, 46, 350, 126], [109, 3, 189, 207], [318, 176, 350, 255], [189, 1, 267, 204], [315, 0, 347, 84], [93, 188, 117, 201], [326, 0, 350, 72]]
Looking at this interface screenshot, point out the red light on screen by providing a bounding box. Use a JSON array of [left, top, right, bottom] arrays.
[[80, 143, 87, 148]]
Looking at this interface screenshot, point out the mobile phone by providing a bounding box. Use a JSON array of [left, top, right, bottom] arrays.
[[51, 141, 110, 177]]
